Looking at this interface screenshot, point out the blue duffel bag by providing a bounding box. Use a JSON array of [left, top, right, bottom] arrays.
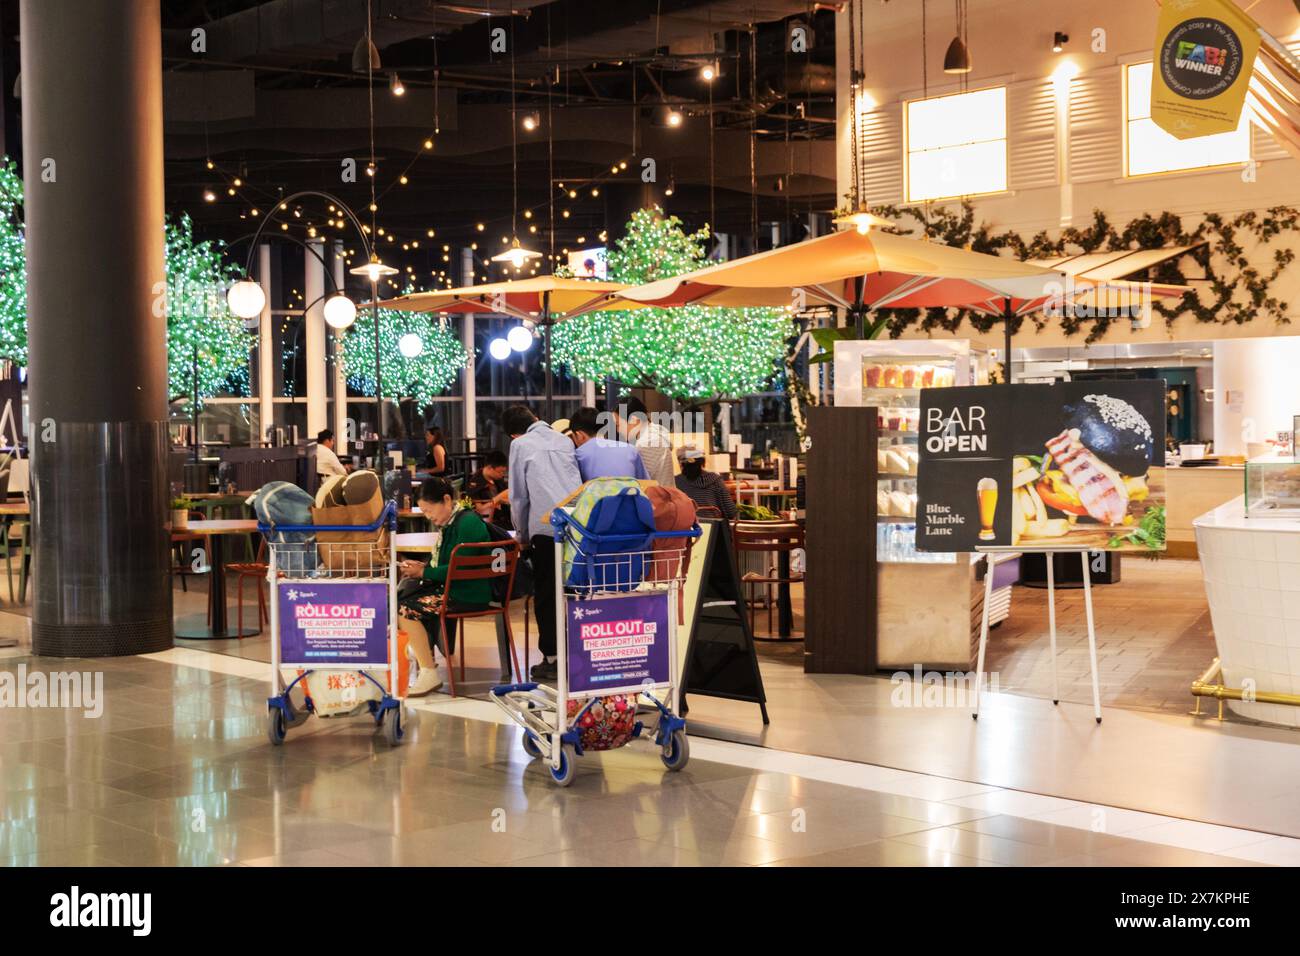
[[248, 481, 317, 572]]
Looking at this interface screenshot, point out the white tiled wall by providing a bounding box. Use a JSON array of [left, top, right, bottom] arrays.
[[1197, 524, 1300, 726]]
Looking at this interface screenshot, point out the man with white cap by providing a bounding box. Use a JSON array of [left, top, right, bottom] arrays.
[[674, 445, 736, 520]]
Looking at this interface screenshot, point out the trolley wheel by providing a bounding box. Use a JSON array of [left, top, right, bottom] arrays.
[[266, 706, 287, 746], [383, 706, 405, 746], [521, 730, 543, 759], [549, 744, 577, 787], [660, 729, 690, 771], [284, 700, 310, 729]]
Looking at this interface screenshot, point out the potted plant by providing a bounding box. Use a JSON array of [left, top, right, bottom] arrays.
[[170, 497, 194, 530]]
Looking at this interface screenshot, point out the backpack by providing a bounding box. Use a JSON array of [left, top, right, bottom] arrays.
[[642, 484, 697, 582], [561, 478, 656, 592], [249, 481, 316, 572]]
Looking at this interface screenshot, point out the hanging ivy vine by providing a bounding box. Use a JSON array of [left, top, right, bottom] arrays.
[[857, 201, 1300, 343]]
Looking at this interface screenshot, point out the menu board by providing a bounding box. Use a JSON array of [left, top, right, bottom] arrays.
[[917, 381, 1166, 553]]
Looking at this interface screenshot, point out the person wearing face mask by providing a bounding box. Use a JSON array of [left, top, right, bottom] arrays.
[[674, 445, 736, 520], [396, 477, 492, 695]]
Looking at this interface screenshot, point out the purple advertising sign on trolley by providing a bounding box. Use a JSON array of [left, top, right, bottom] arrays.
[[279, 582, 389, 666], [566, 591, 671, 694]]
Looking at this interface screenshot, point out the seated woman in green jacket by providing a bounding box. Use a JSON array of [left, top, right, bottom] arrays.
[[398, 477, 492, 695]]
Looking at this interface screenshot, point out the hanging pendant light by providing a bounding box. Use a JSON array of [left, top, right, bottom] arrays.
[[943, 0, 971, 74], [942, 35, 971, 74], [491, 237, 542, 270], [352, 34, 381, 73]]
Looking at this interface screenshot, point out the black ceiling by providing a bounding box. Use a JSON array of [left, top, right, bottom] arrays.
[[2, 0, 839, 288]]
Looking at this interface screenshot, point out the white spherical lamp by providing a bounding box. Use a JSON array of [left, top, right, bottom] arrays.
[[323, 293, 357, 329], [398, 332, 424, 358], [227, 279, 266, 319], [488, 337, 511, 361], [507, 325, 534, 352]]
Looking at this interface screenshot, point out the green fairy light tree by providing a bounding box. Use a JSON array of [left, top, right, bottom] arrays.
[[0, 157, 253, 398], [342, 306, 469, 408], [164, 214, 255, 401], [551, 207, 790, 400], [0, 158, 26, 366]]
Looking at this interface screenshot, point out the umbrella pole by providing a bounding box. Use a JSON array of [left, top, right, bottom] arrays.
[[1003, 302, 1014, 385], [852, 275, 866, 340], [542, 290, 554, 422], [192, 343, 200, 463]]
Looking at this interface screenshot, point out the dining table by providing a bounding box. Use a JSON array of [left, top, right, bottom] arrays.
[[173, 518, 262, 639]]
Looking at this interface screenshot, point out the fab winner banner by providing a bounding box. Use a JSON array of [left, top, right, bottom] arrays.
[[1151, 0, 1261, 139], [917, 381, 1166, 553]]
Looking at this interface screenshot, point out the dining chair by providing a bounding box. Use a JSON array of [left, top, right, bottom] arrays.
[[430, 539, 522, 697]]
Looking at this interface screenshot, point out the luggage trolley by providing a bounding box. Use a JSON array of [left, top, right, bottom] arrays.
[[491, 508, 701, 786], [260, 501, 407, 746]]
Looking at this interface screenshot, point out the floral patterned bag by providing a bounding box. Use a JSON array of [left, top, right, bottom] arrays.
[[565, 694, 638, 751]]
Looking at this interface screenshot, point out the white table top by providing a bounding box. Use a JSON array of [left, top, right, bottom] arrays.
[[394, 531, 441, 552]]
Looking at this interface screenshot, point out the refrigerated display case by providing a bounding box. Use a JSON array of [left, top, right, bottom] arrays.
[[825, 339, 1012, 670]]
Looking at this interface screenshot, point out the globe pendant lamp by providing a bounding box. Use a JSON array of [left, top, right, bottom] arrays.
[[227, 278, 266, 319], [323, 292, 357, 329]]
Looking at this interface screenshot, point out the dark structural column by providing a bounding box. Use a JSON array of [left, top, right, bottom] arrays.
[[20, 0, 172, 656]]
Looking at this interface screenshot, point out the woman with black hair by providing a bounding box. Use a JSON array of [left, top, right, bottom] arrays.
[[397, 477, 491, 694], [423, 425, 447, 475]]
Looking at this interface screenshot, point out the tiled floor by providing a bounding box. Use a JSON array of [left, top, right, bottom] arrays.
[[983, 558, 1217, 714], [0, 646, 1290, 867]]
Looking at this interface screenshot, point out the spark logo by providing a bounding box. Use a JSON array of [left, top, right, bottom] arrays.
[[1175, 41, 1227, 75]]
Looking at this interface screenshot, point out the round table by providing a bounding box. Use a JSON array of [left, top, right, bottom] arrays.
[[174, 518, 262, 640]]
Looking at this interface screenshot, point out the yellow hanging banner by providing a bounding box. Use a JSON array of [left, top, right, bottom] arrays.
[[1150, 0, 1261, 139]]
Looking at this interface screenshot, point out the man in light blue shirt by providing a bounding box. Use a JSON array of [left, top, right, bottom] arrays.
[[567, 406, 648, 482], [503, 405, 582, 682]]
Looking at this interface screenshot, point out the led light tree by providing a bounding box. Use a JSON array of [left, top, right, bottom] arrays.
[[165, 215, 255, 401], [342, 306, 469, 407], [0, 158, 26, 366], [0, 158, 253, 398], [551, 207, 790, 400]]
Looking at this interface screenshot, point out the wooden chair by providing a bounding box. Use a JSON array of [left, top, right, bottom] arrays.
[[731, 520, 805, 641], [171, 510, 209, 613], [3, 518, 30, 604], [433, 539, 523, 697], [226, 537, 269, 637]]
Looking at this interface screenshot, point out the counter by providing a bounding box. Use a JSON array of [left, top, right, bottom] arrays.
[[1167, 465, 1243, 558], [1194, 496, 1300, 726]]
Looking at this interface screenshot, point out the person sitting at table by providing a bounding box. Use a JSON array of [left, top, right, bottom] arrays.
[[675, 445, 736, 520], [465, 449, 510, 525], [314, 429, 349, 478], [422, 425, 448, 475], [397, 477, 492, 695], [567, 406, 648, 482]]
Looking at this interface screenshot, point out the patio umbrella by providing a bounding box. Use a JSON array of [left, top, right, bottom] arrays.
[[618, 229, 1172, 380], [377, 276, 641, 419]]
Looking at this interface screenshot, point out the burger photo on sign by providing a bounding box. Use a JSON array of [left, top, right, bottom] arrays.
[[1011, 393, 1165, 551]]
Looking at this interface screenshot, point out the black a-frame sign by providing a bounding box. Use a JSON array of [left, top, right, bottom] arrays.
[[680, 518, 770, 724]]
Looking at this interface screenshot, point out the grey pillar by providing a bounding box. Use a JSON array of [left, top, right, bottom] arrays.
[[21, 0, 171, 656]]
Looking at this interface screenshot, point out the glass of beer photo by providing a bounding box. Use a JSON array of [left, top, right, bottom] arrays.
[[977, 477, 998, 541]]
